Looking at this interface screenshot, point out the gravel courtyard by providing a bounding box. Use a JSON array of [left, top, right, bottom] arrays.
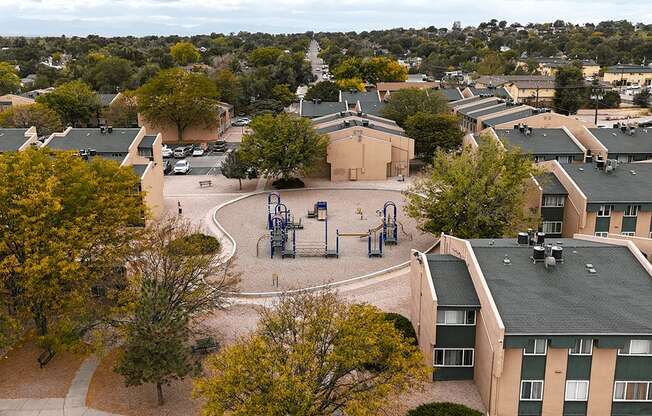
[[216, 189, 435, 292]]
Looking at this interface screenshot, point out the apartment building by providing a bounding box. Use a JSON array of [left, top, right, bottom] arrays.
[[584, 125, 652, 163], [0, 127, 39, 153], [515, 58, 600, 78], [452, 96, 538, 133], [43, 127, 164, 218], [0, 94, 35, 112], [474, 75, 556, 106], [603, 65, 652, 86], [461, 85, 512, 100], [312, 111, 414, 181], [410, 234, 652, 416], [376, 81, 439, 101]]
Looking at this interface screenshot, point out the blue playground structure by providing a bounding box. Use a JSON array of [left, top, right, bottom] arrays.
[[383, 201, 398, 245]]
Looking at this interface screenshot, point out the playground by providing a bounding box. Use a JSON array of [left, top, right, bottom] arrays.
[[215, 188, 435, 291]]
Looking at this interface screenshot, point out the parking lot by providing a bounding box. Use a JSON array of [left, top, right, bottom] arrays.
[[165, 142, 239, 176]]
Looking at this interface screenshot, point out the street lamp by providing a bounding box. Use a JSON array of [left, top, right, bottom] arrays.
[[590, 87, 604, 126]]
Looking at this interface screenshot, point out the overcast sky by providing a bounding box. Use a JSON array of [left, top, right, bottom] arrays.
[[0, 0, 651, 37]]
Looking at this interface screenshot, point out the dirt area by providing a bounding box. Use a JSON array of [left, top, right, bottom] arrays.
[[0, 339, 87, 398], [164, 174, 259, 197], [386, 381, 486, 414], [216, 189, 435, 292]]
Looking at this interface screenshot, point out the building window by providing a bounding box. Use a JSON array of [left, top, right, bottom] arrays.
[[433, 348, 474, 367], [565, 380, 589, 401], [542, 195, 565, 207], [521, 380, 544, 401], [524, 339, 548, 356], [542, 221, 563, 234], [138, 148, 153, 158], [597, 205, 613, 217], [570, 339, 593, 355], [614, 381, 652, 401], [624, 205, 640, 217], [619, 340, 652, 356], [621, 232, 636, 237], [533, 156, 542, 163], [567, 156, 574, 164], [594, 232, 608, 238], [436, 310, 476, 326]]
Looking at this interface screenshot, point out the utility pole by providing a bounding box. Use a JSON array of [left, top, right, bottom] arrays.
[[591, 86, 603, 126]]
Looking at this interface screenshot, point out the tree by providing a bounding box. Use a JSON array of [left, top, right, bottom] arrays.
[[170, 42, 201, 66], [0, 148, 143, 352], [333, 57, 407, 84], [85, 56, 135, 93], [36, 80, 101, 127], [553, 66, 587, 115], [0, 61, 20, 95], [220, 149, 254, 190], [634, 89, 650, 108], [304, 80, 339, 102], [0, 103, 63, 136], [137, 68, 220, 142], [248, 47, 283, 67], [477, 52, 507, 75], [102, 92, 138, 127], [213, 69, 242, 104], [239, 113, 327, 185], [115, 218, 239, 405], [381, 88, 448, 126], [195, 290, 427, 416], [404, 112, 464, 159], [404, 135, 538, 238], [407, 402, 482, 416], [271, 84, 296, 107], [336, 78, 365, 92]]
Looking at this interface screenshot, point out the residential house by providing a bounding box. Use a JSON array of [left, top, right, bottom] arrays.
[[0, 94, 35, 112]]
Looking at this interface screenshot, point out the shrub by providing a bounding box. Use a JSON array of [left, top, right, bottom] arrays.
[[272, 177, 305, 189], [168, 233, 221, 256], [384, 313, 418, 345], [407, 402, 483, 416]]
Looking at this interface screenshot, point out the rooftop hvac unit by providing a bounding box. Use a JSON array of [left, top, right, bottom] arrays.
[[595, 156, 605, 170], [605, 159, 618, 173], [544, 256, 557, 268], [551, 246, 563, 262], [339, 111, 346, 117], [536, 231, 546, 245], [362, 120, 369, 127], [532, 246, 546, 262], [517, 232, 529, 245], [107, 126, 113, 133]]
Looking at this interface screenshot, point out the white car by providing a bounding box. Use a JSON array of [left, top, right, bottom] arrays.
[[161, 145, 173, 158], [192, 148, 204, 157], [173, 160, 191, 175]]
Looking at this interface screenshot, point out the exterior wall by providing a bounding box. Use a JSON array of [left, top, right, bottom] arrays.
[[605, 233, 652, 258], [475, 106, 534, 132], [496, 348, 523, 416], [463, 133, 479, 148], [603, 71, 652, 86], [575, 126, 608, 159], [409, 251, 438, 369], [505, 84, 555, 104], [139, 114, 220, 144], [541, 348, 568, 416], [586, 347, 617, 416], [583, 65, 601, 78], [539, 161, 588, 236], [609, 211, 625, 235], [139, 163, 164, 218], [17, 126, 39, 151], [325, 127, 414, 181]]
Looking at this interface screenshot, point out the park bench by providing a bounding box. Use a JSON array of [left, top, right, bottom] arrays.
[[199, 180, 212, 188], [38, 349, 55, 368], [191, 337, 219, 355]]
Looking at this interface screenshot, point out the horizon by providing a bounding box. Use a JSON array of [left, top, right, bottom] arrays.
[[0, 0, 651, 37]]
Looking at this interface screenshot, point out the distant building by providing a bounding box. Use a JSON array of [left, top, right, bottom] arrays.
[[0, 94, 35, 112], [603, 65, 652, 86], [474, 75, 556, 106], [516, 57, 600, 78], [0, 127, 39, 153]]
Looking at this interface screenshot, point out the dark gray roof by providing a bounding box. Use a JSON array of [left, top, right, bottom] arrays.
[[439, 88, 464, 101], [562, 162, 652, 204], [360, 100, 386, 116], [300, 101, 347, 118], [605, 65, 652, 74], [139, 135, 157, 149], [457, 98, 503, 116], [482, 108, 535, 127], [340, 90, 380, 104], [426, 254, 480, 307], [470, 238, 652, 335], [495, 128, 584, 156], [465, 103, 507, 120], [316, 120, 404, 136], [46, 128, 140, 154], [0, 128, 29, 152], [537, 172, 568, 195], [468, 86, 511, 99], [131, 164, 149, 178], [312, 111, 398, 126], [98, 93, 118, 107], [448, 96, 482, 107], [589, 127, 652, 155]]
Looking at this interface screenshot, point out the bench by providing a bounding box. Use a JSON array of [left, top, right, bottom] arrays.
[[38, 349, 55, 368], [199, 180, 212, 188], [191, 337, 219, 354]]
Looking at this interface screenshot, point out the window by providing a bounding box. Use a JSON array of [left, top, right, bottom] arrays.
[[542, 221, 563, 234], [624, 205, 640, 217], [570, 339, 593, 355], [567, 156, 574, 164], [433, 348, 474, 367], [594, 232, 608, 238], [524, 339, 548, 356], [614, 381, 652, 401], [542, 195, 565, 207], [436, 310, 476, 326], [521, 380, 544, 400], [597, 205, 613, 217], [533, 155, 542, 163], [621, 232, 636, 237], [619, 340, 652, 356], [565, 380, 589, 401]]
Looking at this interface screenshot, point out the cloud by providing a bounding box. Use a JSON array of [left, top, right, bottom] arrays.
[[0, 0, 650, 36]]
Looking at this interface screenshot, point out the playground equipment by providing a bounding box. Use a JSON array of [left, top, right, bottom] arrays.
[[382, 201, 398, 245], [336, 224, 384, 258], [267, 192, 281, 230], [307, 201, 327, 221]]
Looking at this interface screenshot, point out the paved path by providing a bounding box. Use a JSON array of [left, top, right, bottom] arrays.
[[0, 356, 119, 416]]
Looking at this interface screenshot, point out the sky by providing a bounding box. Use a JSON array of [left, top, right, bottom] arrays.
[[0, 0, 651, 37]]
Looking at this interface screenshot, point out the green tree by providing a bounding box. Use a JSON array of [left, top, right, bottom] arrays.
[[553, 66, 587, 115], [84, 56, 135, 93], [36, 80, 101, 127], [136, 68, 219, 142], [115, 218, 239, 405], [240, 113, 327, 185], [404, 135, 538, 238], [0, 61, 20, 95], [213, 69, 242, 104], [271, 84, 295, 107], [0, 148, 143, 352], [101, 92, 138, 127], [381, 88, 448, 126], [220, 149, 254, 190], [0, 103, 63, 136], [408, 402, 482, 416], [170, 42, 201, 66], [634, 89, 651, 108], [304, 80, 339, 102], [333, 57, 407, 84], [248, 47, 284, 67], [404, 112, 464, 159], [195, 290, 427, 416], [336, 78, 365, 92], [477, 52, 507, 75]]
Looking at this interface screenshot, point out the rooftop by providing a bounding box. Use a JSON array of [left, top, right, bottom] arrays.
[[589, 127, 652, 155], [426, 254, 480, 308], [482, 108, 535, 128], [0, 128, 30, 152], [360, 100, 386, 116], [469, 238, 652, 335], [46, 128, 141, 154], [340, 90, 380, 104], [300, 100, 347, 118], [438, 88, 464, 102], [562, 162, 652, 204], [537, 172, 568, 195], [138, 135, 158, 149], [495, 127, 584, 155], [605, 65, 652, 74], [457, 98, 504, 116], [97, 93, 118, 107], [315, 119, 404, 136], [468, 86, 511, 99]]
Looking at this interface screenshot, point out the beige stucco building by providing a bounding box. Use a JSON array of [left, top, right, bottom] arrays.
[[0, 94, 36, 112], [603, 65, 652, 86], [312, 112, 414, 181]]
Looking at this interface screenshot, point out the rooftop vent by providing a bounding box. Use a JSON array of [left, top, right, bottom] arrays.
[[532, 245, 545, 262], [631, 170, 637, 175], [605, 159, 618, 173], [503, 255, 511, 265], [107, 125, 113, 133], [517, 232, 529, 245]]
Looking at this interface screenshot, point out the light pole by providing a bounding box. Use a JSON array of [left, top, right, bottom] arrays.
[[590, 87, 604, 126]]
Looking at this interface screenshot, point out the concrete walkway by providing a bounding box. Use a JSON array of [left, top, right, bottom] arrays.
[[0, 356, 119, 416]]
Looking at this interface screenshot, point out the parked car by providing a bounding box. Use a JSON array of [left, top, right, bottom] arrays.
[[192, 147, 205, 157], [212, 140, 227, 152], [162, 145, 173, 158], [173, 160, 191, 174], [163, 159, 172, 174], [173, 146, 192, 158], [232, 117, 251, 127]]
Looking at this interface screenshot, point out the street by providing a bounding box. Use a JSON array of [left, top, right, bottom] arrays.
[[307, 39, 327, 84]]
